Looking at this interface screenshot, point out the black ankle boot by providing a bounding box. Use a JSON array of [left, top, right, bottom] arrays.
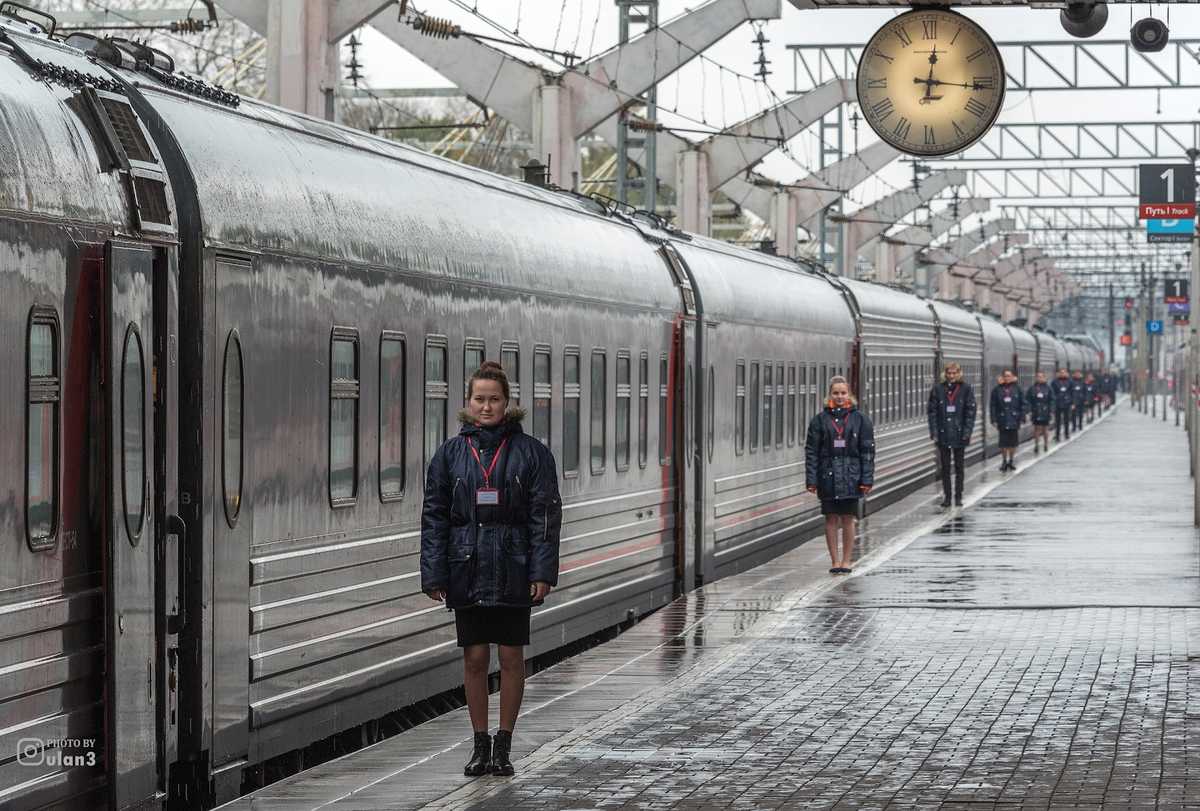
[[464, 731, 491, 776], [491, 729, 514, 776]]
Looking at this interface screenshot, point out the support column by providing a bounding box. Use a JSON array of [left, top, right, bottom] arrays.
[[677, 150, 711, 235], [265, 0, 340, 120], [771, 192, 798, 258], [532, 84, 580, 190]]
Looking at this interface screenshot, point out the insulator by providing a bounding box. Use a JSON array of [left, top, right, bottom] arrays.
[[626, 117, 663, 133], [170, 18, 210, 34], [412, 15, 461, 39]]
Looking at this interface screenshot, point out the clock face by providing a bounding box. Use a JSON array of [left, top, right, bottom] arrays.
[[856, 9, 1005, 157]]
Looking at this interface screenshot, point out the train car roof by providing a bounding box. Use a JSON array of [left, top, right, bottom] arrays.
[[0, 22, 129, 225], [927, 300, 984, 335], [834, 277, 937, 327], [669, 237, 856, 335], [1006, 324, 1037, 353], [977, 315, 1014, 355], [124, 72, 682, 308]]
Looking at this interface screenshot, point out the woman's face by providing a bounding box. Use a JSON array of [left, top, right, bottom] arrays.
[[470, 379, 508, 427], [830, 383, 851, 409]]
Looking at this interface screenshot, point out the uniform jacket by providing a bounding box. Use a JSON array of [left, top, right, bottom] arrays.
[[421, 407, 562, 609], [1100, 373, 1115, 395], [806, 405, 875, 500], [1085, 380, 1098, 405], [1052, 377, 1074, 410], [1026, 382, 1055, 422], [1071, 377, 1087, 407], [990, 383, 1026, 430], [927, 381, 976, 449]]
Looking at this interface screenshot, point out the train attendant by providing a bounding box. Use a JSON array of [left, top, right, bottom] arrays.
[[1026, 371, 1054, 454], [1071, 369, 1087, 432], [806, 376, 875, 574], [990, 369, 1025, 471], [421, 361, 562, 778], [1099, 368, 1115, 410], [927, 362, 977, 508], [1052, 369, 1073, 441], [1084, 374, 1098, 423]]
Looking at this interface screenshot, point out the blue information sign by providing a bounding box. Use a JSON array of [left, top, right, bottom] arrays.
[[1168, 301, 1191, 314], [1147, 320, 1164, 334], [1147, 219, 1194, 244]]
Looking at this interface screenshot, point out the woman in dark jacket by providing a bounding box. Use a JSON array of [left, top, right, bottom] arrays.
[[421, 361, 562, 778], [989, 369, 1025, 472], [1025, 371, 1054, 454], [927, 362, 977, 507], [806, 376, 875, 574]]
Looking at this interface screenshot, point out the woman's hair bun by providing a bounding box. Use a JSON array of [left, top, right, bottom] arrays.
[[479, 360, 504, 372]]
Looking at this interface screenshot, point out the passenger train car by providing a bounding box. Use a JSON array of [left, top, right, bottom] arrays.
[[0, 13, 1103, 810]]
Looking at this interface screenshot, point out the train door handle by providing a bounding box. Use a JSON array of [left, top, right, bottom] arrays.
[[166, 514, 187, 635]]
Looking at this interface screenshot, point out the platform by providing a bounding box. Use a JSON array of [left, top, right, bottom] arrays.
[[219, 400, 1200, 811]]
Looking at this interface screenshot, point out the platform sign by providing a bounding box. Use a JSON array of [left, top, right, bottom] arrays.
[[1164, 279, 1189, 303], [1146, 219, 1194, 244], [1167, 301, 1190, 313], [1139, 164, 1196, 219], [1119, 333, 1132, 346], [1175, 317, 1190, 325], [1147, 320, 1164, 334]]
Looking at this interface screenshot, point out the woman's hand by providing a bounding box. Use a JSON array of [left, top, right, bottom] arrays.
[[531, 581, 552, 601], [807, 487, 817, 493], [860, 486, 872, 493], [425, 589, 446, 603]]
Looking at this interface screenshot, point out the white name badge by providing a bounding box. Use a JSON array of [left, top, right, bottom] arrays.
[[946, 405, 956, 413], [833, 439, 846, 448], [1037, 393, 1045, 398], [476, 488, 500, 505], [1004, 397, 1012, 403]]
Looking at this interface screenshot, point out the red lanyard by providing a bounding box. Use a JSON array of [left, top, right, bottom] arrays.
[[828, 412, 847, 440], [1002, 383, 1013, 397], [468, 438, 507, 487], [946, 383, 960, 404]]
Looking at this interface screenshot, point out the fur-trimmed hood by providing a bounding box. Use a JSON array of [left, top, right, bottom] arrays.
[[457, 405, 527, 425]]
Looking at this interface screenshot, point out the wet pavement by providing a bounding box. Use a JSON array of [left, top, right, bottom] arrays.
[[221, 400, 1200, 811]]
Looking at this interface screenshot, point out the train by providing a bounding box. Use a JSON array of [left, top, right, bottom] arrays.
[[0, 10, 1104, 810]]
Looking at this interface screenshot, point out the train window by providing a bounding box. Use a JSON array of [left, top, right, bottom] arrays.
[[533, 346, 551, 447], [659, 355, 669, 465], [564, 349, 580, 476], [616, 352, 630, 471], [380, 333, 406, 502], [748, 362, 760, 452], [122, 325, 147, 541], [424, 337, 448, 472], [590, 350, 606, 474], [330, 330, 360, 506], [26, 308, 59, 551], [735, 361, 746, 455], [638, 353, 649, 468], [707, 365, 715, 462], [787, 364, 796, 447], [776, 363, 784, 448], [222, 331, 244, 525], [761, 363, 771, 453], [809, 363, 818, 424], [798, 364, 807, 430], [502, 342, 520, 404], [464, 340, 485, 403]]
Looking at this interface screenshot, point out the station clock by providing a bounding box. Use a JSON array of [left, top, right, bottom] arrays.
[[856, 9, 1005, 158]]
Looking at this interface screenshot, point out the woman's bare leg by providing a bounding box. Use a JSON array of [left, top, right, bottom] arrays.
[[463, 644, 490, 733], [496, 645, 525, 732], [840, 515, 856, 570], [825, 515, 840, 567]]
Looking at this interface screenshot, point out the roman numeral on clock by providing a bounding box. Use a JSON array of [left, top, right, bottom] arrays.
[[964, 97, 988, 118], [924, 125, 936, 145], [896, 27, 913, 47], [872, 98, 894, 119], [973, 75, 994, 90], [952, 120, 965, 138], [966, 47, 986, 63], [922, 21, 937, 40], [866, 77, 887, 89], [893, 117, 912, 141]]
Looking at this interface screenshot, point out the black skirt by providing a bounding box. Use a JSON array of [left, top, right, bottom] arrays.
[[820, 498, 859, 516], [998, 428, 1019, 448], [454, 606, 531, 647]]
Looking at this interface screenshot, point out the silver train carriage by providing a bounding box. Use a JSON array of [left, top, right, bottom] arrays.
[[0, 16, 1100, 811]]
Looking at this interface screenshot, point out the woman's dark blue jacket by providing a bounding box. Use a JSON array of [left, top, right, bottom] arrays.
[[805, 405, 875, 501], [421, 407, 562, 609], [989, 382, 1026, 431], [1026, 382, 1055, 422], [927, 381, 976, 449]]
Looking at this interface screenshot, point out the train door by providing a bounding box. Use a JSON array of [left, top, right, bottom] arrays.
[[211, 257, 252, 785], [671, 316, 698, 592], [104, 240, 159, 810]]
